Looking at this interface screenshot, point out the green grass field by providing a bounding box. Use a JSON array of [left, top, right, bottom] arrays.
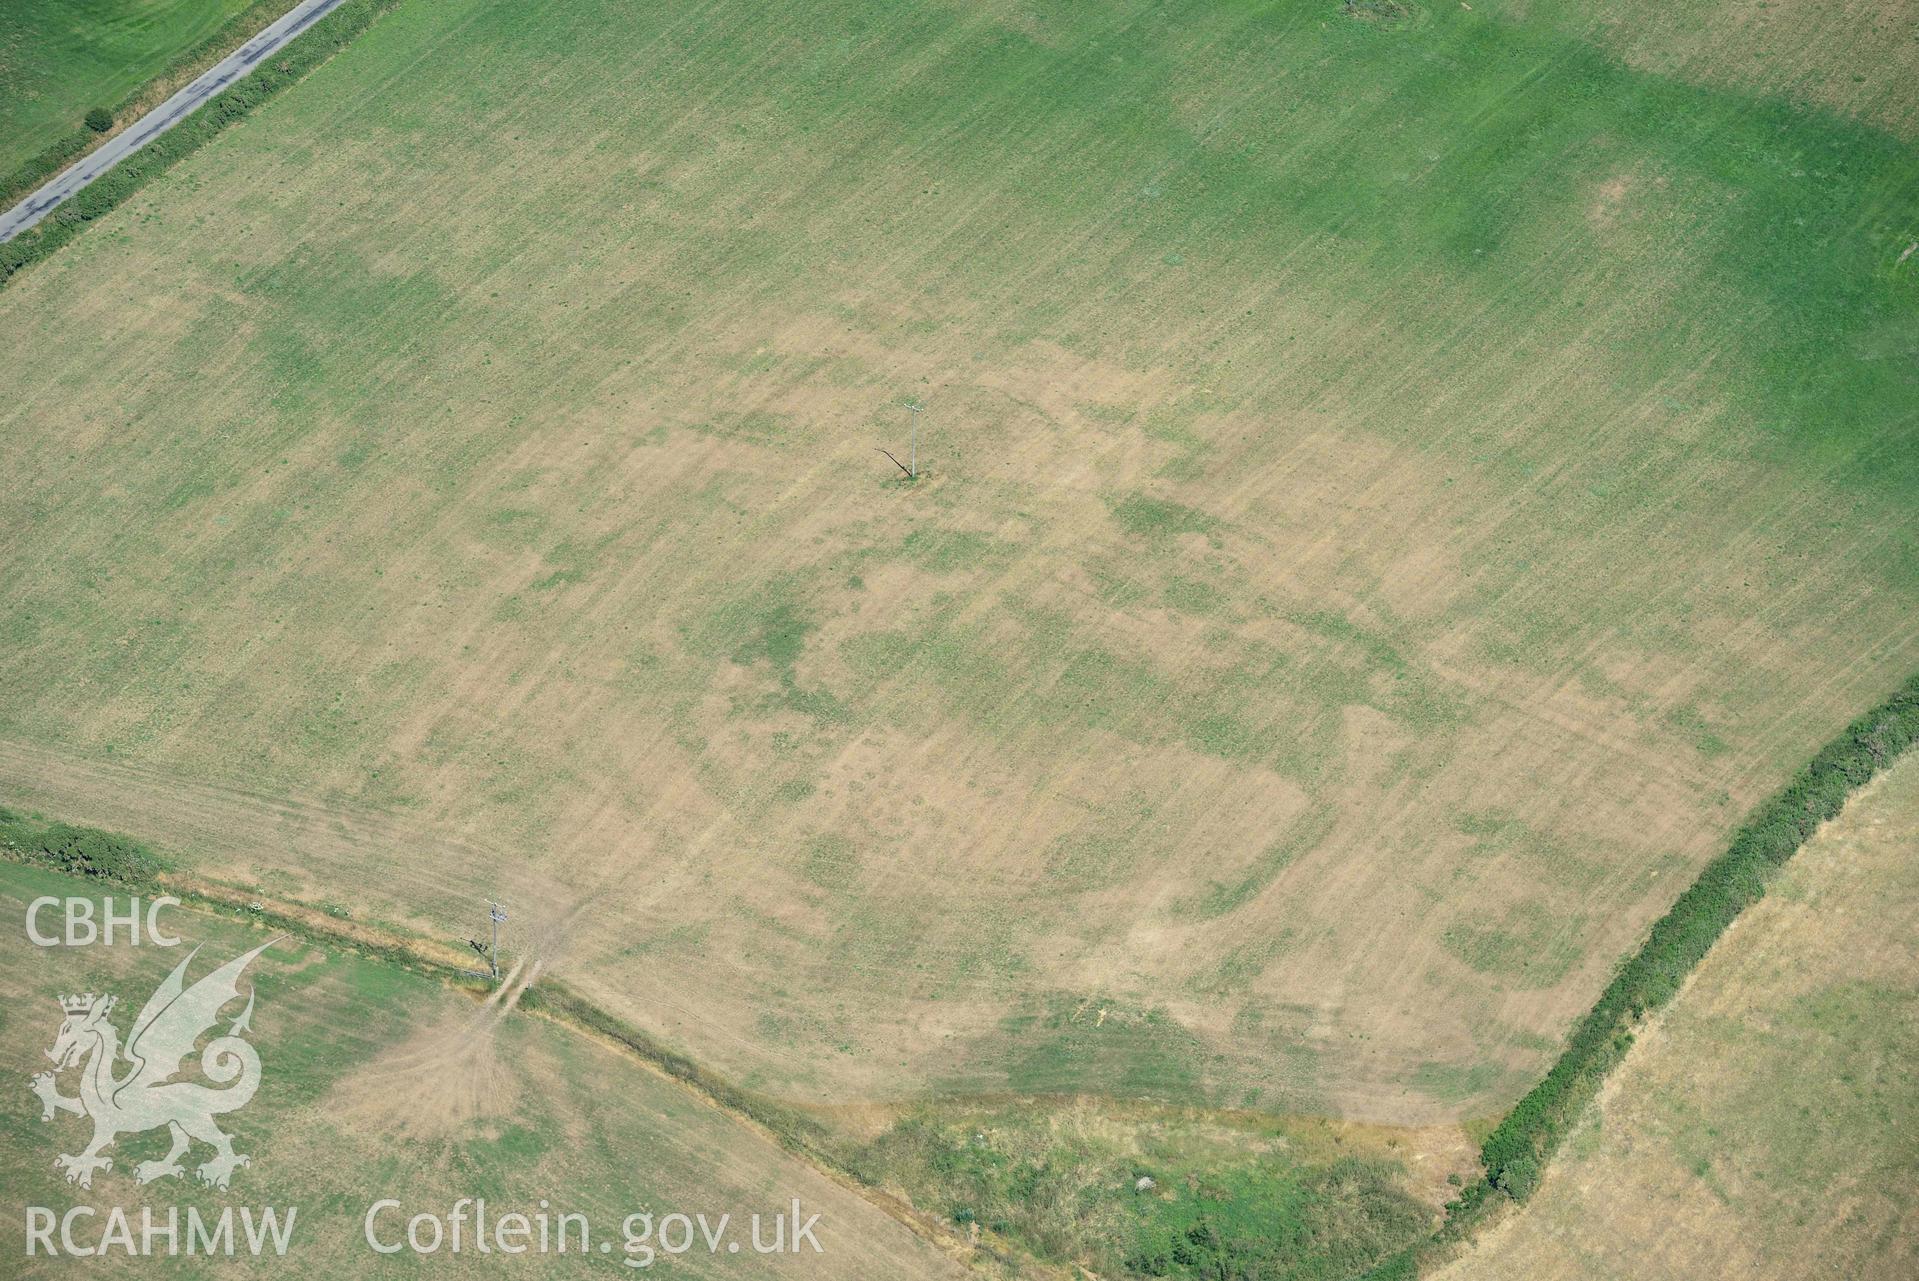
[[1, 0, 1917, 1274], [0, 0, 263, 175]]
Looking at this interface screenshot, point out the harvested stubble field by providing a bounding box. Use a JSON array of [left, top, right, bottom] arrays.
[[1440, 750, 1919, 1281], [0, 859, 965, 1278], [1, 0, 1915, 1187]]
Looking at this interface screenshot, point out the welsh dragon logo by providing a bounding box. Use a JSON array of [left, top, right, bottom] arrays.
[[30, 939, 279, 1190]]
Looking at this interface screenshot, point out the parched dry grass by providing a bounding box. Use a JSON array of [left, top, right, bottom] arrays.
[[0, 0, 1915, 1138], [1438, 751, 1919, 1281]]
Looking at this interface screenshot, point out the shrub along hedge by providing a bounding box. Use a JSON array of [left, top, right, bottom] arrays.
[[1477, 671, 1919, 1201], [0, 0, 402, 286]]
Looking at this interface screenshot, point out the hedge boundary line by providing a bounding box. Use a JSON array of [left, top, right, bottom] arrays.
[[0, 0, 295, 211], [0, 805, 173, 886], [0, 804, 1006, 1273], [0, 804, 832, 1152], [1473, 670, 1919, 1203], [0, 0, 402, 287], [1355, 670, 1919, 1280], [0, 803, 472, 975]]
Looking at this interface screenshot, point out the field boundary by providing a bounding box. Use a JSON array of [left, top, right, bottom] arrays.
[[0, 804, 1034, 1278], [1364, 670, 1919, 1278], [0, 0, 402, 286]]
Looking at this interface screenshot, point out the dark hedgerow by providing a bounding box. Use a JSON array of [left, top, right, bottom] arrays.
[[0, 0, 404, 287], [0, 807, 170, 886], [1474, 671, 1919, 1203], [83, 107, 114, 133]]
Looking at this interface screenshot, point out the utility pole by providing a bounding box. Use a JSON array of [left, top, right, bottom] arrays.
[[875, 399, 924, 482], [488, 901, 507, 979]]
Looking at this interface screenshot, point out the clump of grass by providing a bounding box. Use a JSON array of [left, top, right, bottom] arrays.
[[1343, 0, 1417, 27]]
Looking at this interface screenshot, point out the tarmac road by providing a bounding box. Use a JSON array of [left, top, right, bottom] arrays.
[[0, 0, 350, 244]]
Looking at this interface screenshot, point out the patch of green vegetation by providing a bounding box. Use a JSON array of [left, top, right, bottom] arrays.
[[1126, 1158, 1427, 1281], [1188, 934, 1295, 997], [837, 628, 917, 682], [1160, 574, 1225, 616], [996, 995, 1209, 1100], [1291, 612, 1408, 677], [728, 598, 811, 674], [1109, 494, 1221, 544], [833, 592, 1463, 796], [613, 919, 710, 961], [900, 526, 1008, 573], [801, 832, 860, 892], [1041, 830, 1140, 893], [821, 888, 1033, 1001], [1410, 1060, 1513, 1107], [245, 247, 464, 422], [0, 806, 170, 886], [695, 408, 791, 441], [771, 776, 816, 805], [1667, 701, 1732, 758], [479, 505, 547, 545], [454, 1122, 554, 1198], [1448, 810, 1609, 892], [853, 1101, 1429, 1280], [1174, 805, 1337, 921], [1086, 559, 1154, 609], [1035, 789, 1167, 893], [692, 586, 849, 723], [1441, 901, 1583, 988], [528, 535, 614, 592]]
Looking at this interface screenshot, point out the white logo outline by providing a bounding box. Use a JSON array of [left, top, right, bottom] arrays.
[[30, 938, 279, 1189]]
